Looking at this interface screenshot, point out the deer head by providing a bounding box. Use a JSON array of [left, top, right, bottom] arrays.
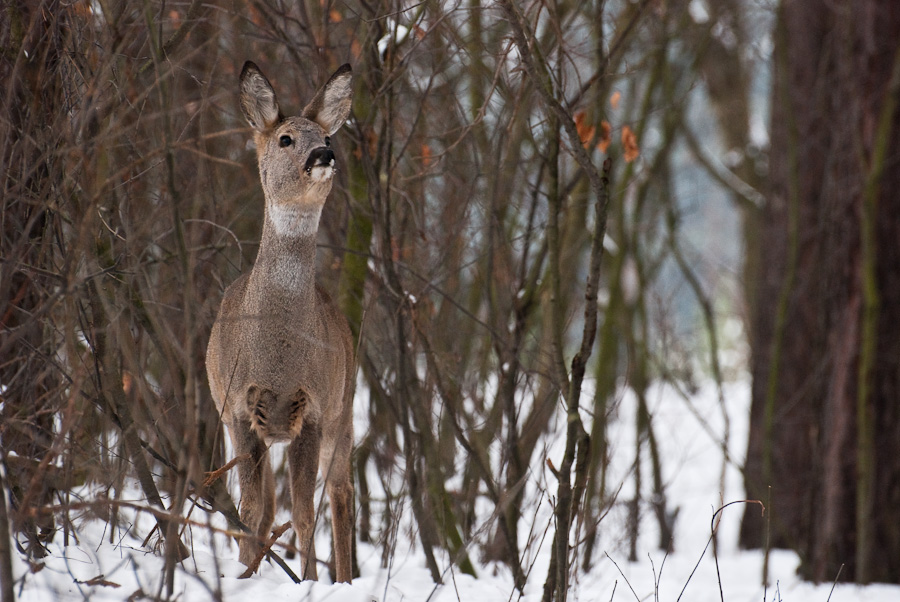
[[239, 61, 352, 236]]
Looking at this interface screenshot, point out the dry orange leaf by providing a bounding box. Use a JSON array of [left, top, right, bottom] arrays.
[[597, 120, 612, 153], [329, 9, 342, 22], [610, 90, 621, 110], [391, 237, 401, 262], [574, 111, 596, 148], [73, 1, 93, 17], [365, 127, 378, 156], [249, 5, 265, 27], [421, 144, 433, 167], [168, 10, 182, 31], [622, 125, 640, 162]]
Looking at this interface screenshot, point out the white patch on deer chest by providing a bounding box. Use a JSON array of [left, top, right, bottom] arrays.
[[268, 204, 322, 237]]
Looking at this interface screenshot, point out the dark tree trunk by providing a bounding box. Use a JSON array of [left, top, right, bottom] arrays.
[[0, 1, 69, 560], [741, 0, 900, 584]]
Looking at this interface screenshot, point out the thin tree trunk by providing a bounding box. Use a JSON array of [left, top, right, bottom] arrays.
[[0, 466, 15, 602]]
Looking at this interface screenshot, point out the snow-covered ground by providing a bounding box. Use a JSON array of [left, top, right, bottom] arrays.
[[10, 379, 899, 601]]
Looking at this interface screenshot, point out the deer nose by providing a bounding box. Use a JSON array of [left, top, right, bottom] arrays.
[[304, 147, 335, 174]]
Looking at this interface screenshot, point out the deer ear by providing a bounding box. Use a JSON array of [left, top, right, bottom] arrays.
[[302, 64, 352, 136], [240, 61, 281, 131]]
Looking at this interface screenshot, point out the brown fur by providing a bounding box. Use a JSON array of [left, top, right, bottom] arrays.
[[206, 61, 355, 583]]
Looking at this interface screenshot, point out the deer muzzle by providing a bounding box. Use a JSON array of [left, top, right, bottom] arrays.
[[304, 147, 335, 182]]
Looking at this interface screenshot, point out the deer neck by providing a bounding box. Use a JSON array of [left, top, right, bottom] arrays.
[[250, 203, 322, 301]]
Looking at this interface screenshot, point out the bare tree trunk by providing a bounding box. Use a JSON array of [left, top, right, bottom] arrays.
[[741, 0, 900, 584], [0, 466, 15, 602], [0, 0, 67, 560]]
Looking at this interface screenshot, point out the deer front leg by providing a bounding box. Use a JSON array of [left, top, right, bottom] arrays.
[[288, 421, 321, 580], [228, 419, 275, 567]]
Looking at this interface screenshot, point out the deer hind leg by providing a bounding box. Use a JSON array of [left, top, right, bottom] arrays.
[[228, 418, 275, 567], [288, 419, 321, 580], [321, 424, 354, 583]]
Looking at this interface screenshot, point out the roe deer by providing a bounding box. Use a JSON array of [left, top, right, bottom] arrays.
[[206, 61, 355, 583]]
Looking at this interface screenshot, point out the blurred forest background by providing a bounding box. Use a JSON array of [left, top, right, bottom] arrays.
[[2, 0, 900, 600]]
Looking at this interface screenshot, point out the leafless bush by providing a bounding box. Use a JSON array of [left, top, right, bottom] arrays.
[[1, 1, 758, 600]]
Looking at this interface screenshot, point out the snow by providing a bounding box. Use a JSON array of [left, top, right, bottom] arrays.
[[9, 379, 900, 602], [689, 0, 710, 25]]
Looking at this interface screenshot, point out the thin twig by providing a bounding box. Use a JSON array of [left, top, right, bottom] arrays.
[[676, 500, 764, 602], [605, 553, 640, 602], [202, 454, 250, 488], [239, 521, 293, 578], [825, 564, 844, 602]]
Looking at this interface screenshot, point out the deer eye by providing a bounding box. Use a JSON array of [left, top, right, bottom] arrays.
[[279, 135, 293, 148], [324, 136, 331, 147]]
